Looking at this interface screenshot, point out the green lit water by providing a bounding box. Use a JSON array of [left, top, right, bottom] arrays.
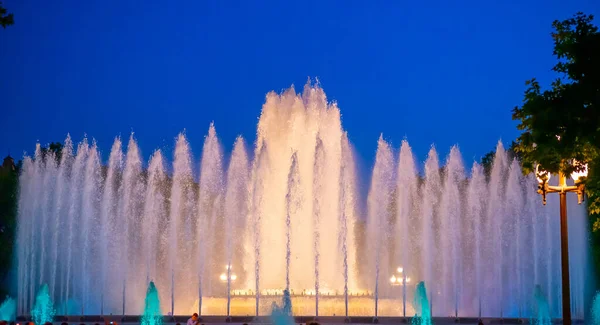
[[0, 296, 16, 321], [31, 284, 55, 325], [141, 282, 162, 325], [412, 281, 432, 325]]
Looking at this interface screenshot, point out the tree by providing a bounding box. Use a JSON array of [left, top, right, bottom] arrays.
[[512, 12, 600, 218], [0, 1, 13, 28], [0, 157, 18, 298], [41, 142, 64, 163]]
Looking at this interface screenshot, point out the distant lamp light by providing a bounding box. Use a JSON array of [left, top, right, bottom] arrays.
[[406, 277, 411, 283], [231, 274, 237, 281], [220, 273, 227, 281], [397, 267, 403, 273], [390, 275, 397, 284]]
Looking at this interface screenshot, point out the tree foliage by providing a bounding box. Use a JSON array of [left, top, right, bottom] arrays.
[[41, 142, 64, 163], [0, 1, 13, 28], [512, 12, 600, 217], [0, 160, 18, 297]]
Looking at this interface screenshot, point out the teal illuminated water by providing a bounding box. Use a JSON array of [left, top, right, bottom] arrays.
[[531, 285, 550, 325], [0, 296, 16, 321], [270, 289, 293, 325], [412, 282, 431, 325], [591, 291, 600, 325], [31, 284, 55, 325], [141, 282, 162, 325]]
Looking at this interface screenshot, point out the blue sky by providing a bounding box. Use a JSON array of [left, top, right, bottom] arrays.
[[1, 0, 598, 176]]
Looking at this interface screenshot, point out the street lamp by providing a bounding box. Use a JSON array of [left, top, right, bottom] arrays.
[[535, 162, 588, 325], [389, 275, 411, 286]]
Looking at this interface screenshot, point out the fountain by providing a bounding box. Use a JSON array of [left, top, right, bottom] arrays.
[[0, 296, 16, 321], [14, 82, 590, 318], [412, 282, 431, 325], [31, 284, 54, 325], [531, 285, 551, 325], [141, 282, 162, 325], [591, 291, 600, 325], [270, 289, 293, 325]]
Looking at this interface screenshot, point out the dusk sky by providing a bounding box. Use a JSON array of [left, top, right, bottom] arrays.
[[1, 0, 599, 177]]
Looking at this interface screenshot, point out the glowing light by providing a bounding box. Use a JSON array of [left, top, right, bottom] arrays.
[[390, 275, 397, 283], [230, 274, 237, 280], [397, 267, 403, 273], [219, 274, 227, 281], [536, 164, 551, 183], [406, 277, 411, 283], [571, 162, 588, 183]]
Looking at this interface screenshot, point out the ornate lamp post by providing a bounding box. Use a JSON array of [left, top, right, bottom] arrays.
[[535, 162, 588, 325]]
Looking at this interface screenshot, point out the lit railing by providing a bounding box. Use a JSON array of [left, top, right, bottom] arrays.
[[227, 289, 374, 297]]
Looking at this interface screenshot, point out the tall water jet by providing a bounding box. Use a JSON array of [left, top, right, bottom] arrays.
[[119, 135, 145, 313], [32, 284, 55, 325], [531, 285, 550, 325], [285, 152, 301, 291], [439, 146, 464, 317], [38, 149, 57, 297], [49, 135, 73, 302], [169, 133, 196, 314], [80, 141, 102, 313], [254, 83, 347, 294], [141, 282, 162, 325], [395, 140, 419, 317], [223, 137, 249, 316], [142, 150, 168, 304], [28, 146, 44, 310], [367, 136, 395, 317], [485, 142, 508, 317], [248, 143, 270, 315], [339, 132, 357, 318], [313, 137, 327, 316], [421, 147, 441, 314], [524, 174, 541, 317], [505, 159, 524, 317], [100, 137, 123, 314], [197, 123, 224, 307], [465, 162, 487, 317], [412, 282, 431, 325], [0, 297, 16, 321], [64, 139, 88, 312]]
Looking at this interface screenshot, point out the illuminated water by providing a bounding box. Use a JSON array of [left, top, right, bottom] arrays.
[[591, 291, 600, 325], [270, 290, 293, 325], [531, 285, 550, 325], [15, 82, 590, 318], [31, 284, 54, 325], [0, 296, 16, 321], [412, 282, 431, 325], [141, 282, 162, 325]]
